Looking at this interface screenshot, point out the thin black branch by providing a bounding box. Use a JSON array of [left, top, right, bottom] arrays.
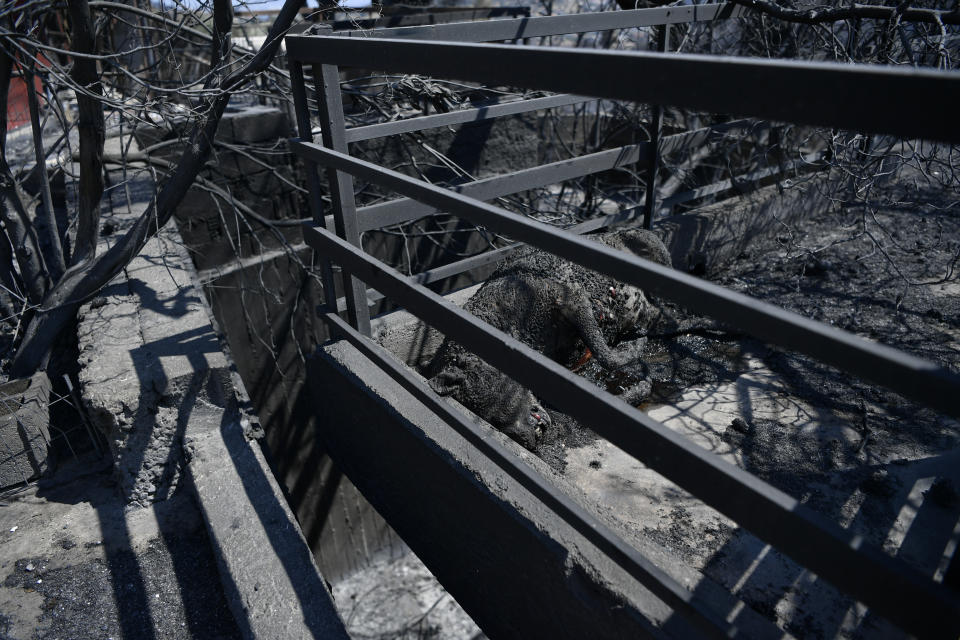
[[0, 41, 49, 306], [728, 0, 960, 26], [23, 49, 66, 278]]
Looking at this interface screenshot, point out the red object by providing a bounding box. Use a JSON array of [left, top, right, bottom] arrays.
[[6, 74, 40, 130], [571, 347, 593, 372], [7, 51, 48, 131]]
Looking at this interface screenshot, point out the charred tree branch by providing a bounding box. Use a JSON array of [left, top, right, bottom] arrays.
[[0, 39, 49, 306], [9, 0, 305, 377], [728, 1, 960, 27], [209, 0, 233, 83], [23, 49, 66, 279]]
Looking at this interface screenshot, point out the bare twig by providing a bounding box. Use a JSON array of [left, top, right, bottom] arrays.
[[728, 1, 960, 27]]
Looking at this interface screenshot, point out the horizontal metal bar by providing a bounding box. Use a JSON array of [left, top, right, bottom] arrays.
[[285, 37, 960, 145], [400, 208, 643, 288], [375, 5, 527, 16], [349, 206, 644, 309], [417, 204, 645, 280], [344, 94, 591, 143], [293, 139, 960, 419], [659, 155, 821, 211], [329, 3, 746, 41], [330, 6, 529, 31], [304, 221, 960, 638], [352, 143, 645, 232], [320, 310, 740, 639], [407, 245, 516, 289], [660, 118, 768, 155]]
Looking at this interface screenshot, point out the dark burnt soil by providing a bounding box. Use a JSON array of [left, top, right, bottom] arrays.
[[531, 189, 960, 638], [535, 191, 960, 497], [2, 539, 239, 640], [0, 459, 240, 640]]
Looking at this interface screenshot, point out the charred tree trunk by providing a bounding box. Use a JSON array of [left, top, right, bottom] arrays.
[[66, 0, 105, 268]]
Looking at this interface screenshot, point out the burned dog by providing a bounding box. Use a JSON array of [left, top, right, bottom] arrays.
[[426, 228, 671, 449]]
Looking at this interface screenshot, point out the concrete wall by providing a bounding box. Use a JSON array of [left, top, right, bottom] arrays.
[[203, 251, 406, 581], [192, 106, 602, 582], [161, 106, 406, 582], [308, 341, 673, 639]]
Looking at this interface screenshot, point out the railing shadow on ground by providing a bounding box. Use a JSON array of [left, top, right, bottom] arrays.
[[204, 257, 406, 581], [642, 332, 960, 636], [104, 302, 244, 638]]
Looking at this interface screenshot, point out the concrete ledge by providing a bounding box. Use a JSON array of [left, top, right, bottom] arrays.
[[371, 284, 480, 368], [184, 405, 348, 640], [77, 140, 232, 504], [76, 130, 347, 639], [310, 340, 705, 639]]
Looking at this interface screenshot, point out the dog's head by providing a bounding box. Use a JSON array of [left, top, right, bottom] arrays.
[[614, 229, 672, 268]]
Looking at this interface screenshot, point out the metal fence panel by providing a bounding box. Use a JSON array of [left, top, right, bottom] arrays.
[[330, 3, 747, 41], [287, 13, 960, 636], [293, 139, 960, 419], [344, 94, 591, 143]]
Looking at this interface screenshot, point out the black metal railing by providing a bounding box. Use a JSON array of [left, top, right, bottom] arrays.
[[285, 4, 960, 637], [293, 4, 802, 329]]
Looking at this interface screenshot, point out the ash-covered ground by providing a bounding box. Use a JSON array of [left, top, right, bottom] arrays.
[[332, 552, 484, 640], [541, 190, 960, 472], [534, 185, 959, 638], [0, 457, 240, 640]]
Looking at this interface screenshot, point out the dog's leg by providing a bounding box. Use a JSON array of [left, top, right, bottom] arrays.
[[429, 369, 465, 396], [559, 288, 646, 370], [620, 380, 653, 405]]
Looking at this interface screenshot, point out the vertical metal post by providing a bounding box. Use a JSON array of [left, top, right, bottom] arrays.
[[642, 23, 669, 230], [290, 59, 339, 313], [312, 27, 372, 336], [769, 125, 786, 194]]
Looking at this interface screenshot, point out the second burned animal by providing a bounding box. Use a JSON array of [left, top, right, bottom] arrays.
[[426, 228, 672, 449]]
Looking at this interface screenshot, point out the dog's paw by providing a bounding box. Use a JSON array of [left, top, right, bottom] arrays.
[[620, 379, 653, 405]]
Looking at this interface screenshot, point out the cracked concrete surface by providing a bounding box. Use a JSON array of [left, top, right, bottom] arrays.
[[77, 135, 232, 506]]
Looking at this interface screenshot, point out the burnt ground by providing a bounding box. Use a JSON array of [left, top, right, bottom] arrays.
[[539, 187, 960, 478], [530, 184, 960, 637], [0, 455, 240, 640]]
